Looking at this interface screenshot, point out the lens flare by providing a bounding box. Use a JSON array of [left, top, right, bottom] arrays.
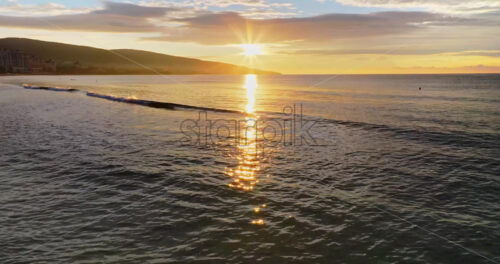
[[241, 44, 263, 56]]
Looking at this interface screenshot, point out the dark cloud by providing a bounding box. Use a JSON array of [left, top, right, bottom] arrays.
[[144, 11, 459, 44], [454, 50, 500, 57], [95, 2, 177, 17], [0, 1, 176, 32]]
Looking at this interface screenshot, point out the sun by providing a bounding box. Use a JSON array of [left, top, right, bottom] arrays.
[[241, 44, 263, 56]]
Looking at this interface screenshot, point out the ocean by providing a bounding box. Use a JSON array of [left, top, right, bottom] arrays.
[[0, 74, 499, 263]]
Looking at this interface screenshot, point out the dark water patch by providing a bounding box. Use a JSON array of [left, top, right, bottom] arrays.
[[22, 83, 242, 114], [23, 84, 79, 92], [86, 92, 242, 114], [312, 116, 500, 150]]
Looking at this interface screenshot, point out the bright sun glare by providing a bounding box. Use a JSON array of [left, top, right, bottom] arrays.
[[241, 44, 263, 56]]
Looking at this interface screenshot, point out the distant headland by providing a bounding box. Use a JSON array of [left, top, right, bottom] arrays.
[[0, 38, 278, 75]]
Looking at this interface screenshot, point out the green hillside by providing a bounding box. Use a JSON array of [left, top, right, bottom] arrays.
[[0, 38, 277, 75]]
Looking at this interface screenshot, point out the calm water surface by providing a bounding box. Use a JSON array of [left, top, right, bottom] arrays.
[[0, 74, 499, 263]]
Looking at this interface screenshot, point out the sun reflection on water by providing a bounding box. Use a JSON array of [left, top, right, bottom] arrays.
[[244, 74, 257, 114], [225, 74, 269, 225], [227, 74, 261, 192]]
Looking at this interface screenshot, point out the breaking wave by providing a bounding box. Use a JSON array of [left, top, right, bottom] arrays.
[[23, 84, 241, 114]]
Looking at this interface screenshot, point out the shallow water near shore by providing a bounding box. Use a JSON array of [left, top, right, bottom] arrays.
[[1, 74, 499, 263]]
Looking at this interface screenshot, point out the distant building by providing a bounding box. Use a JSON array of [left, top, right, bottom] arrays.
[[0, 49, 14, 72], [0, 49, 56, 73]]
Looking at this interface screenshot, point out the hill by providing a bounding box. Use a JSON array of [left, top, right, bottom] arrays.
[[0, 38, 277, 75]]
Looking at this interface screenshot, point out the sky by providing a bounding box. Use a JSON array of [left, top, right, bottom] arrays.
[[0, 0, 499, 74]]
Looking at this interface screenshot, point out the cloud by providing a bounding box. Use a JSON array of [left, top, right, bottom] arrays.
[[0, 0, 497, 49], [0, 3, 94, 16], [144, 11, 455, 44], [280, 49, 500, 57], [451, 50, 500, 57], [0, 1, 297, 33], [336, 0, 500, 14], [395, 64, 500, 73], [280, 48, 452, 55], [0, 2, 178, 32], [141, 0, 293, 8], [138, 0, 299, 19], [95, 2, 176, 17]]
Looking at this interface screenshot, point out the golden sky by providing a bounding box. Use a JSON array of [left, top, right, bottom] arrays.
[[1, 0, 499, 74]]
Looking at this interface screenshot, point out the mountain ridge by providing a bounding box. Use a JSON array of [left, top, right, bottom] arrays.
[[0, 38, 277, 75]]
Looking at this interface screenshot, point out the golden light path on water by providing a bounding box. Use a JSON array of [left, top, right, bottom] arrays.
[[244, 74, 257, 114], [227, 74, 260, 191], [225, 74, 266, 225]]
